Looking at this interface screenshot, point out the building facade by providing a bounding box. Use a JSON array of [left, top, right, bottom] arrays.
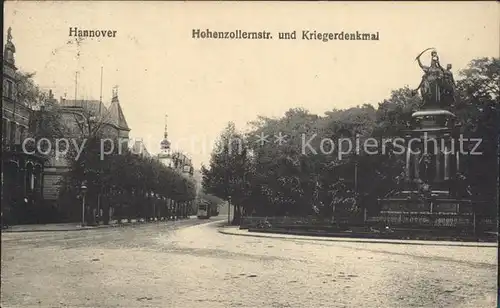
[[43, 89, 131, 210], [156, 114, 197, 215], [157, 114, 173, 167], [131, 138, 151, 158], [2, 28, 45, 224], [156, 114, 194, 176]]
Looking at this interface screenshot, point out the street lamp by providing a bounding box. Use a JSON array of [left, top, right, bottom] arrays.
[[81, 181, 88, 226], [228, 195, 232, 225]]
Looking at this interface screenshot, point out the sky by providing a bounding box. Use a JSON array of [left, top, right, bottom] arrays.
[[4, 1, 499, 168]]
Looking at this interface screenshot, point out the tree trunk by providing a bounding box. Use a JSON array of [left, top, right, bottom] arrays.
[[232, 203, 241, 225], [103, 193, 110, 225]]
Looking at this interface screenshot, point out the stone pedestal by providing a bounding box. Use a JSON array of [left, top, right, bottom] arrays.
[[405, 108, 459, 195]]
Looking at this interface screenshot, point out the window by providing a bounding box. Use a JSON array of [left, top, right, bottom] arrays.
[[10, 122, 16, 144], [19, 126, 25, 143], [13, 124, 21, 145], [6, 80, 13, 99], [2, 119, 8, 144], [25, 164, 34, 193]]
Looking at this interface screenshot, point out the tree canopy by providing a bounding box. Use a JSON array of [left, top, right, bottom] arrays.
[[11, 71, 68, 160], [202, 57, 499, 220]]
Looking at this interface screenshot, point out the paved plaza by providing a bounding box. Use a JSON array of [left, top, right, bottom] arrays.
[[1, 219, 497, 308]]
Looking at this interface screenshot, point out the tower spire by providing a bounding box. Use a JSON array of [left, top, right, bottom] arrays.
[[164, 114, 168, 139], [112, 85, 119, 101], [160, 113, 171, 152]]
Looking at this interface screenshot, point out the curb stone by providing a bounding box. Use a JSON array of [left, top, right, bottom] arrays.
[[1, 217, 193, 233], [218, 227, 497, 248], [2, 225, 115, 233]]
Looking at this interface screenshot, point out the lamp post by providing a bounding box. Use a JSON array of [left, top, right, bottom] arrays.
[[228, 195, 232, 225], [81, 181, 88, 226], [87, 115, 101, 224]]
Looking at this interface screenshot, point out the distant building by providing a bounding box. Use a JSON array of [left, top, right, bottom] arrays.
[[156, 114, 194, 177], [157, 114, 173, 167], [43, 88, 131, 204], [154, 114, 196, 214], [131, 138, 151, 158], [57, 87, 130, 139], [2, 27, 45, 224], [171, 151, 194, 177]]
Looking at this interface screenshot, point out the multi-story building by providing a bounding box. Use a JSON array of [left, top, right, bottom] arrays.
[[43, 88, 131, 207], [156, 114, 197, 215], [156, 114, 194, 177], [172, 151, 194, 177], [131, 138, 151, 158], [2, 27, 45, 224], [157, 114, 173, 167]]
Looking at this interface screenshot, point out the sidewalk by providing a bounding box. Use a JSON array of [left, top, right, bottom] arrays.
[[2, 216, 197, 233], [2, 223, 115, 232], [219, 226, 498, 248]]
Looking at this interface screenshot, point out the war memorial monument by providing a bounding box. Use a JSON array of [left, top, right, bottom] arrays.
[[375, 49, 493, 237]]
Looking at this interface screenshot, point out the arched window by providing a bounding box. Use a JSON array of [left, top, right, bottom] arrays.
[[10, 122, 16, 144], [34, 164, 43, 193], [2, 118, 8, 144], [18, 126, 25, 143], [25, 162, 34, 194], [6, 80, 14, 99]]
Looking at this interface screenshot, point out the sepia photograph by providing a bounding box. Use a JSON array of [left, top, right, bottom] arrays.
[[1, 1, 499, 307]]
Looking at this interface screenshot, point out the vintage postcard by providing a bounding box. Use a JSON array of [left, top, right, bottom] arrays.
[[2, 1, 498, 308]]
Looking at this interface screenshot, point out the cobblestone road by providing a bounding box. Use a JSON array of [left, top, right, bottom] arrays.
[[1, 219, 497, 308]]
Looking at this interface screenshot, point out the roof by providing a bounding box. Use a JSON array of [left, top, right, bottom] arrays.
[[160, 138, 171, 149], [108, 96, 130, 131], [60, 97, 130, 131], [412, 109, 456, 118], [172, 151, 192, 165], [60, 99, 108, 118], [131, 139, 150, 157]]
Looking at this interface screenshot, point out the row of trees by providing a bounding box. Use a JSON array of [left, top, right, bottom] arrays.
[[202, 57, 499, 224], [58, 136, 196, 223], [20, 72, 197, 223]]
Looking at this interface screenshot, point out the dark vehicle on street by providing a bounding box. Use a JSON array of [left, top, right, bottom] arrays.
[[197, 201, 210, 219]]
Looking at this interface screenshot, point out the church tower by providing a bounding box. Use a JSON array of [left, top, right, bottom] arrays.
[[158, 114, 173, 167], [3, 27, 18, 120]]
